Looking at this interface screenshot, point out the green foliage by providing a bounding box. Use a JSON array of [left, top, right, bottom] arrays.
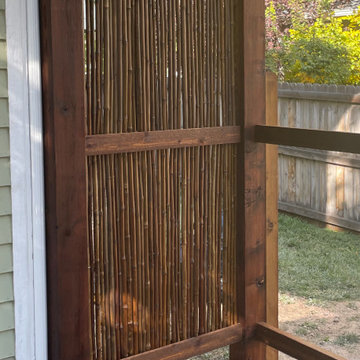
[[283, 37, 352, 84], [266, 1, 360, 85], [283, 12, 360, 84]]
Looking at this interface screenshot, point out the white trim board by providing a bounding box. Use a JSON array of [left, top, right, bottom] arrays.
[[7, 0, 47, 359]]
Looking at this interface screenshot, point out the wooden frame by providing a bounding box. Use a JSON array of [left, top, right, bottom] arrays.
[[126, 325, 243, 360], [230, 1, 267, 359], [40, 1, 90, 359], [278, 146, 360, 169], [256, 323, 347, 360], [265, 73, 279, 360], [255, 125, 360, 154], [85, 126, 241, 155], [279, 201, 360, 233], [39, 0, 268, 359]]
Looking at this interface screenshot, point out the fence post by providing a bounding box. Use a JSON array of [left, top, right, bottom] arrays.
[[266, 72, 279, 360], [40, 1, 90, 359], [229, 0, 266, 359]]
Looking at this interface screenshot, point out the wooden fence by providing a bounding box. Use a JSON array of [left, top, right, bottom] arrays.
[[278, 82, 360, 232]]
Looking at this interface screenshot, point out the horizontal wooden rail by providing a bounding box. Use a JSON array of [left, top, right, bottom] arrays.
[[126, 324, 243, 360], [256, 322, 347, 360], [86, 126, 241, 155], [255, 125, 360, 154], [279, 202, 360, 233], [279, 146, 360, 169], [278, 87, 360, 105]]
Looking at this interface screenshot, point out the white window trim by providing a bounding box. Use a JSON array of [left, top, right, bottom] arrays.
[[7, 0, 47, 359]]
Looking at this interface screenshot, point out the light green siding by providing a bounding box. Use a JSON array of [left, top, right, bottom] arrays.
[[0, 158, 10, 186], [0, 273, 13, 303], [0, 3, 15, 360], [0, 330, 15, 359], [0, 216, 11, 245]]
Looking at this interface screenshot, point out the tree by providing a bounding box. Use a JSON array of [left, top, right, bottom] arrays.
[[283, 12, 360, 84], [265, 0, 353, 75]]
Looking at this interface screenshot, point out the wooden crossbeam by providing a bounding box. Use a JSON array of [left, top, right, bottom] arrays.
[[85, 126, 241, 155], [255, 125, 360, 154], [278, 87, 360, 105], [126, 324, 243, 360], [279, 146, 360, 169], [256, 322, 347, 360]]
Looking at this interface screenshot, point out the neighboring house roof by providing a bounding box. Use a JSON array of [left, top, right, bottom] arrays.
[[334, 0, 360, 17]]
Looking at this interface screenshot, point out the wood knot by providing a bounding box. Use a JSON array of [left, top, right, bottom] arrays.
[[256, 277, 265, 288]]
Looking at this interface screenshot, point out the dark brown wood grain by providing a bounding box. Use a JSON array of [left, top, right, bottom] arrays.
[[265, 72, 279, 360], [255, 125, 360, 154], [230, 0, 266, 359], [40, 1, 90, 359], [256, 322, 347, 360], [127, 324, 244, 360], [85, 126, 241, 155]]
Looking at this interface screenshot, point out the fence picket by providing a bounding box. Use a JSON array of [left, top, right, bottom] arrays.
[[278, 82, 360, 231]]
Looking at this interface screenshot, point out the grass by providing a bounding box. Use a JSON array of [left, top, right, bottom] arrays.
[[334, 333, 360, 346], [191, 347, 229, 360], [295, 321, 319, 336], [279, 213, 360, 301]]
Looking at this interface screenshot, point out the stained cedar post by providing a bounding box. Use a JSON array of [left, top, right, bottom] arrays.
[[230, 0, 266, 359], [40, 1, 90, 359], [266, 72, 279, 360]]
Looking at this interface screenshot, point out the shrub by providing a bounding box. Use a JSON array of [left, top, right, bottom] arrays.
[[282, 13, 360, 84], [282, 37, 352, 84], [265, 0, 360, 85]]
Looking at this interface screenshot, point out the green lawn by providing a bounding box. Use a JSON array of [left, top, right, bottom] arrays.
[[279, 213, 360, 302]]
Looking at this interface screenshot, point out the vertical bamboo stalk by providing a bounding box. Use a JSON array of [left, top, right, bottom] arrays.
[[128, 153, 139, 354], [181, 147, 188, 339], [231, 145, 238, 324], [189, 147, 195, 337], [166, 149, 172, 345], [94, 156, 102, 358], [217, 146, 223, 328], [144, 0, 152, 350], [152, 150, 160, 348], [215, 145, 221, 330], [107, 156, 117, 359], [135, 152, 145, 353], [98, 156, 107, 359], [175, 0, 182, 341], [198, 1, 206, 335], [170, 148, 177, 343], [161, 149, 168, 346], [194, 146, 201, 336], [223, 147, 231, 328], [85, 0, 91, 135], [124, 155, 134, 355], [148, 151, 155, 348], [199, 146, 205, 335]]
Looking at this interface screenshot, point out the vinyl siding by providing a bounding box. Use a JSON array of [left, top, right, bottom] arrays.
[[0, 1, 15, 359]]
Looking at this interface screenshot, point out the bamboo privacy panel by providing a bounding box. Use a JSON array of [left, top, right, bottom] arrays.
[[278, 83, 360, 231], [84, 0, 239, 358]]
